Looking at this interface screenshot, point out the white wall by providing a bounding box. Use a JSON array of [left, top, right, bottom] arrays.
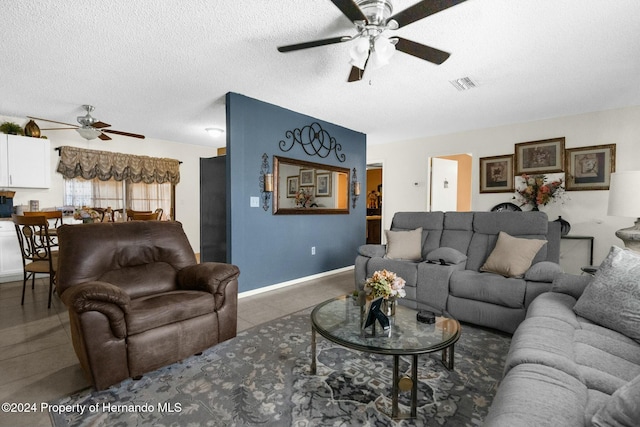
[[368, 106, 640, 268], [0, 115, 217, 252]]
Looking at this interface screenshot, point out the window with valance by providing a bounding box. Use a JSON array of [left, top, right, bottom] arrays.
[[56, 145, 180, 185], [56, 146, 180, 220]]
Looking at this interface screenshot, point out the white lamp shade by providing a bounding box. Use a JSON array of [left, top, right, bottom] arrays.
[[607, 171, 640, 217], [349, 38, 370, 70]]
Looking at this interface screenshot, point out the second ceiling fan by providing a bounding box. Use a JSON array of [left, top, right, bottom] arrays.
[[278, 0, 467, 82], [29, 105, 145, 141]]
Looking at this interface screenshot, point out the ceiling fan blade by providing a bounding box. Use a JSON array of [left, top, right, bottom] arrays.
[[388, 0, 467, 29], [348, 66, 363, 82], [39, 127, 78, 130], [102, 129, 146, 139], [27, 116, 78, 128], [278, 36, 351, 52], [329, 0, 367, 23], [98, 133, 112, 141], [92, 121, 111, 129], [395, 37, 450, 64]]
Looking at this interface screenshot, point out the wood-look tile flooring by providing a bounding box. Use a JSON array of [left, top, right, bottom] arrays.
[[0, 270, 355, 427]]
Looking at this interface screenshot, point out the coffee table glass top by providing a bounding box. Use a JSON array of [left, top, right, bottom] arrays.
[[311, 295, 461, 355]]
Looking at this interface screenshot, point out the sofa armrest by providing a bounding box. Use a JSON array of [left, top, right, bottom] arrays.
[[177, 262, 240, 308], [358, 244, 386, 258], [60, 281, 130, 339], [550, 273, 592, 299]]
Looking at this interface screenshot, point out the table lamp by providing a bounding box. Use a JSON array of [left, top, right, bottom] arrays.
[[607, 171, 640, 252]]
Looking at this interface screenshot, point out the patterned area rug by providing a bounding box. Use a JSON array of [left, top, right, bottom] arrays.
[[50, 307, 511, 426]]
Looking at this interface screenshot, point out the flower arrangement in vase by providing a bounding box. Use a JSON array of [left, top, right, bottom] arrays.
[[514, 174, 565, 210], [295, 188, 314, 208], [363, 269, 406, 316], [74, 207, 100, 223]]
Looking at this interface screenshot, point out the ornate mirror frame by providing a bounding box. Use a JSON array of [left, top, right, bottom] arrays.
[[273, 156, 350, 215]]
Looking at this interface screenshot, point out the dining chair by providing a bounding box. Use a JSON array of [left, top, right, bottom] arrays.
[[130, 211, 160, 220], [23, 210, 63, 246], [12, 214, 58, 308], [126, 209, 152, 221]]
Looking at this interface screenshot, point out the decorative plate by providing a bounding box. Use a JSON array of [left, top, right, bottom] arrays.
[[491, 202, 522, 212]]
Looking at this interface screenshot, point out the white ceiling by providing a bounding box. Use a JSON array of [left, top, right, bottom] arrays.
[[1, 0, 639, 149]]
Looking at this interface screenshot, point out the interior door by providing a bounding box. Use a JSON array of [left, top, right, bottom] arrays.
[[430, 158, 458, 212]]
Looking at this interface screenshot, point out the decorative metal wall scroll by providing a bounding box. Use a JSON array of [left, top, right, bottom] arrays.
[[259, 153, 272, 211], [279, 122, 346, 163]]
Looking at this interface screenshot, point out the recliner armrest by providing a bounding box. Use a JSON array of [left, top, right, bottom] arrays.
[[60, 281, 130, 339], [177, 263, 240, 308], [358, 244, 386, 258]]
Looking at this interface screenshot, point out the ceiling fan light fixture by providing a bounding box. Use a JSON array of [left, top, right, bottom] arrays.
[[349, 37, 370, 70], [76, 126, 102, 140], [368, 36, 396, 69]]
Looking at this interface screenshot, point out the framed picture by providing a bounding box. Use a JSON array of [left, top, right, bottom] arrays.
[[479, 154, 514, 193], [299, 169, 314, 186], [515, 137, 565, 174], [315, 173, 331, 197], [565, 144, 616, 191], [286, 176, 299, 198]]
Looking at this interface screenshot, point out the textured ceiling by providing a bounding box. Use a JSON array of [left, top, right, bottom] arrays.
[[1, 0, 639, 149]]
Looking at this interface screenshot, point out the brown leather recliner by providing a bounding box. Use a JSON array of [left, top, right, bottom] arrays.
[[56, 221, 240, 390]]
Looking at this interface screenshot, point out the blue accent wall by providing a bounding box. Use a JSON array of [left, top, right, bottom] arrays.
[[226, 93, 366, 292]]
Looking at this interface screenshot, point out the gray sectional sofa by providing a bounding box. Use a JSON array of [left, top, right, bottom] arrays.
[[485, 247, 640, 426], [355, 211, 562, 333]]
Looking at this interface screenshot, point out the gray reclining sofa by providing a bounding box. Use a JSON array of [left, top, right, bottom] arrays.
[[355, 211, 562, 334], [485, 250, 640, 426]]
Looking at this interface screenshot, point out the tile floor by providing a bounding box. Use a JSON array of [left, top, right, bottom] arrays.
[[0, 270, 355, 427]]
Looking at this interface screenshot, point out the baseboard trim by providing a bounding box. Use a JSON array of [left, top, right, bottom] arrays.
[[238, 266, 354, 299]]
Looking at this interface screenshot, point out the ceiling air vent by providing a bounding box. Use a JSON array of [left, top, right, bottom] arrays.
[[449, 77, 477, 91]]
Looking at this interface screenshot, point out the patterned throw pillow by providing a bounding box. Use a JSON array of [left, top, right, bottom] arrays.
[[592, 374, 640, 427], [573, 246, 640, 342]]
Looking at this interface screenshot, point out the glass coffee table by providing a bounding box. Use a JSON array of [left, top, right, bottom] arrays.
[[310, 295, 461, 419]]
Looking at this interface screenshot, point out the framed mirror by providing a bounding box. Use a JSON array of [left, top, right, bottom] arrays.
[[273, 156, 350, 215]]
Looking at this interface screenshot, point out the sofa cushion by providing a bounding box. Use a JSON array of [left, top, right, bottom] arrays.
[[592, 374, 640, 427], [484, 363, 588, 427], [384, 227, 423, 261], [480, 231, 547, 278], [573, 246, 640, 342], [126, 290, 215, 335], [426, 247, 467, 265], [449, 270, 526, 308]]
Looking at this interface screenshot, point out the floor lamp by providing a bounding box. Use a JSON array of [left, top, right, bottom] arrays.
[[607, 171, 640, 252]]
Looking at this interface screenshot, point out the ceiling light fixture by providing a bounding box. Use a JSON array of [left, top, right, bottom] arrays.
[[76, 126, 102, 140], [348, 0, 397, 74], [206, 127, 225, 137]]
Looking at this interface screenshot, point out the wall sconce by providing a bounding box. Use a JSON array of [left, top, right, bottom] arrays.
[[260, 153, 273, 212], [352, 167, 360, 209]]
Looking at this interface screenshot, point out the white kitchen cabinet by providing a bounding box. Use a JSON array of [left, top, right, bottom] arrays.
[[0, 220, 23, 281], [0, 134, 51, 188]]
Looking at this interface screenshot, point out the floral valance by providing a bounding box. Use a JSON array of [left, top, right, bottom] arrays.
[[56, 146, 180, 185]]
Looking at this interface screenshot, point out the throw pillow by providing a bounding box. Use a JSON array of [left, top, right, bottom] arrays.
[[480, 231, 547, 278], [384, 228, 423, 261], [524, 261, 564, 282], [573, 246, 640, 342], [592, 374, 640, 427], [426, 247, 467, 265]]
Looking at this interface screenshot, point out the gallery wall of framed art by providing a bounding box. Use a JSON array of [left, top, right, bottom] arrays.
[[480, 138, 615, 195]]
